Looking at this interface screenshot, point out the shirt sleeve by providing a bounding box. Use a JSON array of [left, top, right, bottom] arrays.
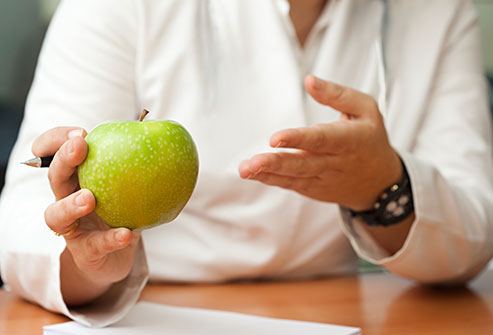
[[339, 0, 493, 284], [0, 0, 149, 327]]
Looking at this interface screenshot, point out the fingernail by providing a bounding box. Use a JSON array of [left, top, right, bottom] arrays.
[[68, 129, 83, 139], [75, 192, 86, 207], [116, 230, 126, 243], [275, 141, 285, 148]]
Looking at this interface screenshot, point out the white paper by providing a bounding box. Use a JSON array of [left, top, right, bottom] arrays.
[[43, 302, 360, 335]]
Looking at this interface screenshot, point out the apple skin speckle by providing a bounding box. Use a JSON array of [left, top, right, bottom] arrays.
[[77, 120, 199, 230]]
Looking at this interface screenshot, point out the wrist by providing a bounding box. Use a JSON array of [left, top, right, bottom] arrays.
[[347, 157, 414, 227], [351, 151, 403, 211], [60, 248, 112, 306]]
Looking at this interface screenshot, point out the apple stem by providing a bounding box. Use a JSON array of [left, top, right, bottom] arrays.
[[139, 109, 149, 122]]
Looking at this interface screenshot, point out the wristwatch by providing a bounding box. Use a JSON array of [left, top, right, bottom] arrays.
[[348, 160, 414, 227]]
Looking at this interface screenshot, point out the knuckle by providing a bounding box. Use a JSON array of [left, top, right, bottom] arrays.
[[271, 153, 286, 171], [58, 198, 72, 219], [310, 125, 330, 150], [31, 142, 39, 156], [86, 237, 100, 259], [45, 198, 77, 232], [313, 132, 326, 151], [47, 163, 61, 182], [44, 205, 56, 230], [332, 85, 347, 102], [31, 130, 50, 155], [31, 139, 46, 157], [56, 139, 72, 161], [271, 154, 282, 169], [47, 148, 75, 187], [333, 137, 347, 153], [47, 166, 62, 189], [251, 154, 266, 170], [61, 140, 73, 161], [102, 232, 116, 253], [296, 157, 309, 172], [288, 128, 302, 147]]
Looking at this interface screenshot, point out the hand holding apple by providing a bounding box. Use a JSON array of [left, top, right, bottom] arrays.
[[33, 111, 198, 305]]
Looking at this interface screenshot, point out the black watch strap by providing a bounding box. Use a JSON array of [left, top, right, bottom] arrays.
[[348, 160, 414, 227]]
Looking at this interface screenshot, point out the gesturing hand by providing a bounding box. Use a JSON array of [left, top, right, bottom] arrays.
[[239, 75, 403, 211]]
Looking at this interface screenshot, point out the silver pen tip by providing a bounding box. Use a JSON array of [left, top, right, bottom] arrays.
[[20, 158, 41, 167]]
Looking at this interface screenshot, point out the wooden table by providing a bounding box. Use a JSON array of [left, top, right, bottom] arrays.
[[1, 269, 492, 334]]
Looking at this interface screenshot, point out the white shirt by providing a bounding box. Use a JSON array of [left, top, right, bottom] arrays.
[[0, 0, 492, 327]]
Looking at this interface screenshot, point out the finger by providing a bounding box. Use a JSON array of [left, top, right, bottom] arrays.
[[32, 127, 86, 157], [248, 172, 319, 193], [82, 228, 136, 261], [238, 159, 256, 179], [239, 152, 338, 178], [270, 123, 349, 154], [44, 189, 95, 238], [48, 136, 88, 200], [305, 75, 378, 118]]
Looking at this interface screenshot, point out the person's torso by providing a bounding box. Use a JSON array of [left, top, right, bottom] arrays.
[[135, 0, 406, 281]]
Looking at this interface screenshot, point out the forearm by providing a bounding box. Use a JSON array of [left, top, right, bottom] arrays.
[[60, 248, 112, 306]]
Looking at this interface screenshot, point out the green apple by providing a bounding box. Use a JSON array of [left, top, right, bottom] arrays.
[[78, 112, 199, 230]]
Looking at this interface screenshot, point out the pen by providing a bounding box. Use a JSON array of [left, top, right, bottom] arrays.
[[21, 155, 54, 168]]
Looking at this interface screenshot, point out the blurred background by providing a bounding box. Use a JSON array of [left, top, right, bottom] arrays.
[[0, 0, 60, 190]]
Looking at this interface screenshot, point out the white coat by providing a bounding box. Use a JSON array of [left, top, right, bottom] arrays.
[[0, 0, 491, 327]]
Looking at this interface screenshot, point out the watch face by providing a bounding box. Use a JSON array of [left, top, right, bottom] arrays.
[[384, 194, 410, 218]]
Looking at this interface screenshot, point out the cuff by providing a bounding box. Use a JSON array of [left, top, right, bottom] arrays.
[[337, 151, 420, 265], [2, 229, 149, 328], [338, 151, 491, 283], [66, 239, 149, 327]]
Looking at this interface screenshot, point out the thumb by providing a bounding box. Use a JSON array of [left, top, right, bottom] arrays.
[[304, 74, 378, 118]]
